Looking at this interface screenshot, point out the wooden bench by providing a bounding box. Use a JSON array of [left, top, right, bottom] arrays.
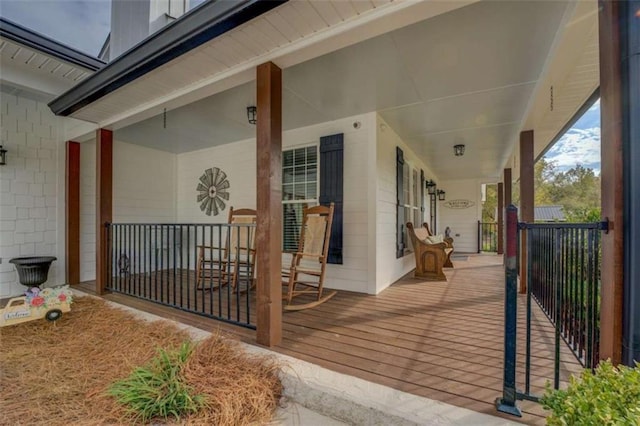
[[406, 222, 453, 281], [422, 222, 454, 268]]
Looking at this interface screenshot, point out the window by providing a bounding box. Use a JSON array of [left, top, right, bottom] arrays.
[[402, 162, 423, 253], [282, 146, 318, 251]]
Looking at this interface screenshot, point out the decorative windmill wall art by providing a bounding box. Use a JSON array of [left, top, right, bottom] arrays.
[[196, 167, 230, 216]]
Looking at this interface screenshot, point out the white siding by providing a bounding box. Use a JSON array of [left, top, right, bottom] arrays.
[[375, 115, 437, 293], [437, 178, 483, 253], [176, 113, 377, 293], [0, 92, 64, 297]]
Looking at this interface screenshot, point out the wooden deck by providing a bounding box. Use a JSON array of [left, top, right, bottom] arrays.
[[76, 254, 583, 424]]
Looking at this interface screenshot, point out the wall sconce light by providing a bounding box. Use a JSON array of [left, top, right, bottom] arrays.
[[425, 179, 436, 195], [0, 145, 6, 165], [454, 144, 465, 156], [437, 189, 446, 201], [247, 106, 257, 125]]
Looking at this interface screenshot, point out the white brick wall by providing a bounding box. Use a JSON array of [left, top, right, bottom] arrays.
[[0, 92, 63, 297]]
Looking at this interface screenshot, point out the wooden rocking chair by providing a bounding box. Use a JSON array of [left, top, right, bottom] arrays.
[[196, 207, 256, 291], [282, 203, 336, 311]]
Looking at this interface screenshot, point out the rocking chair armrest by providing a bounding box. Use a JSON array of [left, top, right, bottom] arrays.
[[422, 241, 447, 249], [197, 245, 225, 250]]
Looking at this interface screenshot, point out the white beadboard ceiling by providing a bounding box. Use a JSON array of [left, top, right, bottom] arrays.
[[104, 0, 597, 181]]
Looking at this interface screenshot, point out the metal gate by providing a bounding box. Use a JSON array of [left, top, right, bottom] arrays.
[[496, 205, 606, 416]]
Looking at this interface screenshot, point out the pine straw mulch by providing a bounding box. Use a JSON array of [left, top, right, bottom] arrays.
[[0, 296, 282, 426]]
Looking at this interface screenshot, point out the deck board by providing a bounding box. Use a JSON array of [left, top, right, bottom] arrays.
[[75, 254, 582, 424]]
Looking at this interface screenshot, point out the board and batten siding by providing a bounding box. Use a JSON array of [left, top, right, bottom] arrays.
[[437, 178, 483, 253], [375, 115, 437, 293], [176, 113, 376, 293]]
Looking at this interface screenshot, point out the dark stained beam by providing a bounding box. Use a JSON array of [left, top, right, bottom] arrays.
[[497, 182, 504, 255], [96, 129, 113, 295], [598, 0, 638, 365], [504, 168, 512, 207], [255, 61, 283, 347], [65, 141, 80, 285], [519, 131, 534, 294]]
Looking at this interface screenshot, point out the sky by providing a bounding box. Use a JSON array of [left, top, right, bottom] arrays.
[[543, 99, 601, 174], [0, 0, 602, 173]]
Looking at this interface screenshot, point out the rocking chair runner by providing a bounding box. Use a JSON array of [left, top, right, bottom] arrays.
[[282, 203, 336, 311], [196, 207, 256, 291]]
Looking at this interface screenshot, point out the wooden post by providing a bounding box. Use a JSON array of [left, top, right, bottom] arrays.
[[598, 0, 630, 365], [497, 182, 504, 255], [65, 141, 80, 285], [96, 129, 113, 295], [256, 61, 282, 347], [519, 131, 534, 294], [503, 168, 512, 263]]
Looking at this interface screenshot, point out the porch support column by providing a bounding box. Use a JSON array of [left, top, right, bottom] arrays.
[[256, 61, 283, 347], [599, 0, 638, 365], [519, 131, 534, 294], [96, 129, 113, 295], [65, 141, 80, 285], [497, 182, 504, 255]]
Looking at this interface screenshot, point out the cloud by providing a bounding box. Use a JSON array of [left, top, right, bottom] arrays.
[[545, 127, 601, 172], [1, 0, 111, 56]]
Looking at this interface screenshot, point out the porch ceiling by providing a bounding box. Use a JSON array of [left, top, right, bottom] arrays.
[[91, 0, 597, 182]]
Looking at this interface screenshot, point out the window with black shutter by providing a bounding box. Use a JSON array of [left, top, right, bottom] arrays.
[[396, 147, 405, 258]]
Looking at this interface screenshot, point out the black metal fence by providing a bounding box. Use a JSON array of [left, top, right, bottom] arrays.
[[105, 223, 256, 329], [497, 205, 605, 417], [478, 221, 498, 253]]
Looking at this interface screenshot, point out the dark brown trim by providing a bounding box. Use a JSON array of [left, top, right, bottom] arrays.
[[504, 168, 512, 208], [519, 131, 534, 294], [497, 182, 504, 255], [96, 129, 113, 295], [598, 0, 625, 365], [255, 61, 283, 347], [65, 141, 80, 285]]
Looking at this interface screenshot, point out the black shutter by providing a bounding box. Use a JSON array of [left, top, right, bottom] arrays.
[[396, 147, 405, 258], [420, 169, 425, 224], [319, 133, 343, 264]]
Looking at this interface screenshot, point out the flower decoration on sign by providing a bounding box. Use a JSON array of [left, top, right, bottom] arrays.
[[196, 167, 230, 216]]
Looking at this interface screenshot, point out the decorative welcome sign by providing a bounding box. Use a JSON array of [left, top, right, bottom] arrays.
[[444, 199, 475, 209]]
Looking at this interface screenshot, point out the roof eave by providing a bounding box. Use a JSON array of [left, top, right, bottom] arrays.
[[48, 0, 287, 117], [0, 17, 106, 71]]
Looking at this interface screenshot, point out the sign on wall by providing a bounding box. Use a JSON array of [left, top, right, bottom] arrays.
[[196, 167, 230, 216], [443, 199, 475, 209]]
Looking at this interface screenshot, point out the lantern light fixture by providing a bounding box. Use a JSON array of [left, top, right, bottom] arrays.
[[437, 189, 446, 201], [454, 144, 465, 156], [425, 179, 436, 195], [247, 106, 257, 125], [0, 145, 6, 166]]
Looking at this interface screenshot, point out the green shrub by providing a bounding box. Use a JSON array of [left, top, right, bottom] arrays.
[[108, 342, 204, 423], [541, 360, 640, 425]]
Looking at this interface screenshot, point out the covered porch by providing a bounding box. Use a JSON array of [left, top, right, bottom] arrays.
[[76, 253, 582, 424]]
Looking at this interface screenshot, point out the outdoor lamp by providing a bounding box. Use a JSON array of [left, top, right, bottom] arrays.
[[425, 179, 436, 195], [437, 189, 446, 201], [454, 144, 465, 156], [0, 145, 6, 165], [247, 106, 257, 125]]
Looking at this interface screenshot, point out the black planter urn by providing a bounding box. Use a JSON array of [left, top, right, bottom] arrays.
[[9, 256, 57, 288]]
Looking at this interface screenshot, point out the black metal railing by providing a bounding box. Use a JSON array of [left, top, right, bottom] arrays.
[[478, 221, 498, 252], [105, 223, 256, 329], [526, 222, 603, 371], [497, 205, 605, 417]]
